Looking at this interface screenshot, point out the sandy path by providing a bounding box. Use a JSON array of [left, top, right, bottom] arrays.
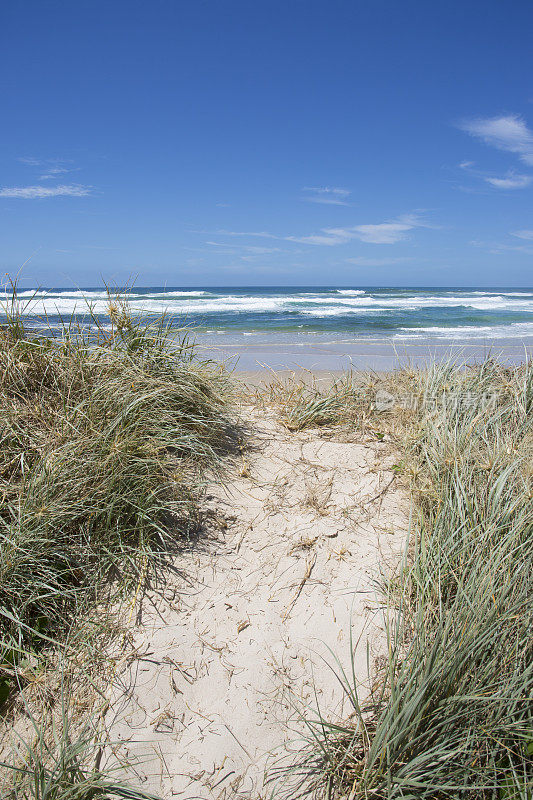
[[106, 407, 408, 799]]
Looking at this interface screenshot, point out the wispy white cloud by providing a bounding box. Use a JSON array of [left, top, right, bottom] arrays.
[[473, 228, 533, 253], [301, 186, 351, 206], [459, 114, 533, 166], [215, 229, 279, 239], [18, 157, 44, 166], [205, 240, 284, 259], [353, 215, 422, 244], [510, 229, 533, 240], [484, 172, 532, 189], [345, 256, 408, 266], [457, 159, 532, 190], [205, 241, 282, 254], [40, 166, 77, 180], [492, 244, 533, 255], [213, 214, 426, 247], [287, 228, 351, 246], [0, 184, 92, 199], [18, 156, 79, 181], [289, 214, 425, 245], [470, 237, 533, 255]]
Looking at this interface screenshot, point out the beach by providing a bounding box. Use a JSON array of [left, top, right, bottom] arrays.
[[195, 330, 533, 372], [1, 295, 531, 799]]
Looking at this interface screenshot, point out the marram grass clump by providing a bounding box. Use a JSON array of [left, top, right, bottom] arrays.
[[0, 287, 236, 692]]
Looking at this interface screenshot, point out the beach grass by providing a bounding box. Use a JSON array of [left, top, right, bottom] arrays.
[[272, 359, 533, 799], [2, 701, 160, 800], [0, 283, 236, 794]]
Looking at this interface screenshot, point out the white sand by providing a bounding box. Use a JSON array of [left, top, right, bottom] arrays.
[[105, 406, 409, 799]]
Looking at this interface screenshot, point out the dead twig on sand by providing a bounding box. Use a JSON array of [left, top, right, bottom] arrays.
[[282, 552, 318, 621], [361, 474, 396, 507]]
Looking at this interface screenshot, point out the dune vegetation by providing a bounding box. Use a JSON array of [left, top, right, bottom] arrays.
[[275, 360, 533, 799], [0, 285, 236, 797]]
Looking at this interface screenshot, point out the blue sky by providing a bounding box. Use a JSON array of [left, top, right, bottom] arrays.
[[1, 0, 533, 287]]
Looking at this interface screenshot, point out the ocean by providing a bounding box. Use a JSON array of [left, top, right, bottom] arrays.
[[8, 285, 533, 337], [6, 286, 533, 370]]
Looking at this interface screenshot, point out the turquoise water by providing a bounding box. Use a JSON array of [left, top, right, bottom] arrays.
[[9, 286, 533, 341]]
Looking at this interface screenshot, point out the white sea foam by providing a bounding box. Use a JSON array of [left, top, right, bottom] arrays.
[[393, 322, 533, 340], [7, 288, 210, 303], [145, 290, 211, 297], [3, 288, 533, 319], [469, 291, 533, 297]]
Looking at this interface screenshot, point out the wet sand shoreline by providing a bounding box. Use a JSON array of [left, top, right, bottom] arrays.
[[193, 332, 533, 374]]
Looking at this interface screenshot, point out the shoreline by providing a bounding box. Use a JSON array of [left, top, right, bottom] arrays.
[[193, 331, 533, 372]]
